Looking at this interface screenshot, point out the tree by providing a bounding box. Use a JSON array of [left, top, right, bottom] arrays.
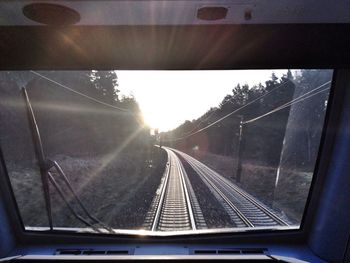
[[90, 71, 120, 105], [265, 72, 278, 91]]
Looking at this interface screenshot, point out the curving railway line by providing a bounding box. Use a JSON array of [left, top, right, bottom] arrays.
[[144, 148, 206, 231], [144, 147, 290, 231], [172, 148, 290, 228]]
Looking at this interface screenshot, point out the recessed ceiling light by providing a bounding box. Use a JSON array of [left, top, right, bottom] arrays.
[[23, 3, 80, 25], [197, 7, 228, 21]]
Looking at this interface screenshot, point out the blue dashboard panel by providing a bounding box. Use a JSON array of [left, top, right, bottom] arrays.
[[345, 242, 350, 263], [0, 194, 16, 258], [308, 71, 350, 263], [6, 243, 325, 262]]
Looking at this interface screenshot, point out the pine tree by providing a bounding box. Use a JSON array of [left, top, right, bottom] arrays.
[[90, 70, 120, 105]]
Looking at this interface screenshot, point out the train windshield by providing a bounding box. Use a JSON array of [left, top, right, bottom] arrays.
[[0, 70, 332, 235]]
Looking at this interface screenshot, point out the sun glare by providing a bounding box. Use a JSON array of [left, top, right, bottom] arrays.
[[140, 98, 188, 132], [117, 70, 287, 132]]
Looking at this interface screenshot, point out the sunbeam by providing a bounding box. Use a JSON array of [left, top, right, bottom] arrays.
[[69, 125, 146, 198]]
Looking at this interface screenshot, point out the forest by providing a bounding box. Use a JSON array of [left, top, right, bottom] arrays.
[[0, 71, 163, 229], [0, 71, 151, 159], [0, 69, 332, 227], [162, 69, 332, 221]]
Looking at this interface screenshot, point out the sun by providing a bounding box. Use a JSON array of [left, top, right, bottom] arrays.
[[117, 70, 288, 133], [140, 101, 186, 132]]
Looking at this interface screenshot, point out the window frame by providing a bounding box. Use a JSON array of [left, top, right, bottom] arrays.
[[0, 68, 344, 246]]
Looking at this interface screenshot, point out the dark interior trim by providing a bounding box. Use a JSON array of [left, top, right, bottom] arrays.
[[0, 68, 341, 246], [0, 24, 350, 70], [1, 23, 350, 263]]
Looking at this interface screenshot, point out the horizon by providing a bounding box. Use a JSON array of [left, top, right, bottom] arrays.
[[117, 70, 288, 131]]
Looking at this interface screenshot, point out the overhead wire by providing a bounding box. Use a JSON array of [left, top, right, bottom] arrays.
[[243, 80, 331, 124], [30, 70, 130, 112], [31, 72, 330, 141], [183, 109, 218, 135], [165, 78, 293, 142], [183, 79, 293, 136]]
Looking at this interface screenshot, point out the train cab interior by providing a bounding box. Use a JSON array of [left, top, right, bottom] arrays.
[[1, 1, 350, 262]]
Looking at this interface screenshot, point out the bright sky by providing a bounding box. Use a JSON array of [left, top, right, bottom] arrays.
[[118, 70, 287, 131]]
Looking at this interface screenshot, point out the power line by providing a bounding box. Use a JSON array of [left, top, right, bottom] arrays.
[[30, 71, 130, 112], [165, 78, 293, 142], [183, 109, 217, 135], [223, 79, 290, 108], [243, 81, 331, 124], [183, 80, 292, 136]]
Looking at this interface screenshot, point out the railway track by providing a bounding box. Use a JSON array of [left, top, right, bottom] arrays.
[[144, 148, 206, 231], [171, 148, 290, 228]]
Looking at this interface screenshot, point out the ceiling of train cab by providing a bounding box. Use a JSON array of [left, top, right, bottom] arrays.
[[0, 1, 350, 69], [0, 0, 349, 26]]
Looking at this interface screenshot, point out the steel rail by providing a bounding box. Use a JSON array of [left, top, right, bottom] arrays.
[[150, 148, 198, 231], [174, 149, 288, 227], [199, 164, 289, 226], [175, 155, 197, 230], [151, 154, 171, 231], [183, 156, 253, 227], [156, 149, 193, 231]]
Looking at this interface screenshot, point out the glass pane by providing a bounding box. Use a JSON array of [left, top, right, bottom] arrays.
[[0, 71, 49, 227], [0, 69, 332, 234]]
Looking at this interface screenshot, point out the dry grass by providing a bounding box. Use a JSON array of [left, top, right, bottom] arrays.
[[185, 150, 307, 224], [7, 150, 166, 229]]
